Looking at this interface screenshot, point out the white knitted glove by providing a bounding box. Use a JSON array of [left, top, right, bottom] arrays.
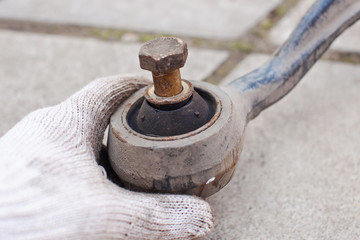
[[0, 75, 213, 240]]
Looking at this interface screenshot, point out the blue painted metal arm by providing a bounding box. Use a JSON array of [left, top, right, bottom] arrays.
[[228, 0, 360, 120]]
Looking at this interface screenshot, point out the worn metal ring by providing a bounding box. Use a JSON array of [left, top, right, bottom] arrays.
[[144, 80, 194, 105], [108, 81, 242, 198]]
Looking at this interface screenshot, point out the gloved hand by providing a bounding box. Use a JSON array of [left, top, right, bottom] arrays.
[[0, 75, 213, 240]]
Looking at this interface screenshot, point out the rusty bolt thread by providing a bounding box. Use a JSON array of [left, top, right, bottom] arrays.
[[139, 37, 188, 98], [152, 69, 183, 97]]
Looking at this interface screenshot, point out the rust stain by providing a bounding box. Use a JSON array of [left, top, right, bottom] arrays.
[[198, 142, 242, 198], [110, 125, 127, 143], [144, 80, 194, 106], [152, 69, 183, 97]]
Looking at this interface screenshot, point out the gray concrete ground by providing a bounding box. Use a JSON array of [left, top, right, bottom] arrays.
[[270, 0, 360, 53], [0, 0, 359, 239], [207, 54, 360, 239], [0, 0, 281, 40]]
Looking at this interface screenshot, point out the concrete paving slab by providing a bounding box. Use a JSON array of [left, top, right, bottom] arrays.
[[0, 30, 228, 136], [203, 54, 360, 239], [270, 0, 360, 53], [0, 0, 282, 40]]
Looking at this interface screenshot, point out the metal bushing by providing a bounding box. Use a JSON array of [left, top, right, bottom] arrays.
[[108, 81, 243, 198], [144, 80, 194, 106]]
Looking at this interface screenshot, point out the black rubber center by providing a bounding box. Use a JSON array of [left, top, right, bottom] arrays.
[[127, 88, 216, 137]]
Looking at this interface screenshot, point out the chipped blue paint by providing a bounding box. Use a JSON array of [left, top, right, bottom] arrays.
[[229, 0, 360, 120]]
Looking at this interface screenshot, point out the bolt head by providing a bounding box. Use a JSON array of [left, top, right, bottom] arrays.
[[139, 37, 188, 75]]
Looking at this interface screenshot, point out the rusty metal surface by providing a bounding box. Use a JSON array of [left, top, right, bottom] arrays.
[[139, 36, 191, 103], [139, 37, 188, 75], [116, 138, 241, 198], [152, 69, 183, 97], [108, 81, 243, 198], [144, 80, 194, 106]]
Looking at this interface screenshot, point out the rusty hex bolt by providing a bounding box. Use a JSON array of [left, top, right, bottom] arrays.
[[139, 37, 188, 97]]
